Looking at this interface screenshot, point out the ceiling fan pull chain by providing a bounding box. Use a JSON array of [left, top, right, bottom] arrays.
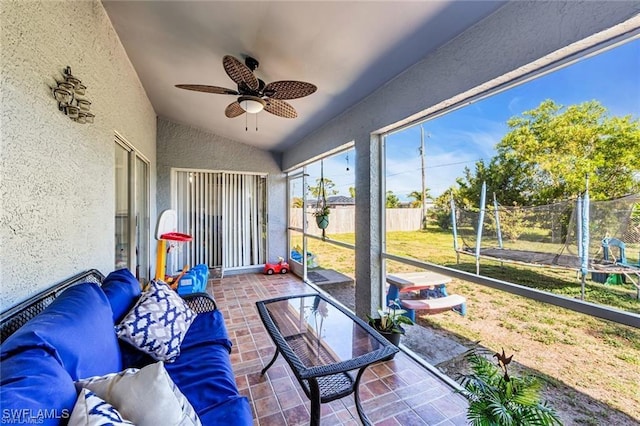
[[245, 112, 248, 131], [256, 113, 258, 132]]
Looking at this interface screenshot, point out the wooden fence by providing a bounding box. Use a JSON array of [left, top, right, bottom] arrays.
[[289, 207, 424, 233]]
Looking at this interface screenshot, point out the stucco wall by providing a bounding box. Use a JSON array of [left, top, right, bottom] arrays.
[[0, 1, 157, 310], [281, 1, 640, 317], [156, 118, 286, 266]]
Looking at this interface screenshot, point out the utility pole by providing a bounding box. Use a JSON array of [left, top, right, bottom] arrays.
[[420, 125, 428, 230]]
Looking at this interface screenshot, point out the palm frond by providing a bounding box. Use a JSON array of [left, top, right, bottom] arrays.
[[467, 353, 502, 384], [489, 400, 515, 425], [510, 377, 542, 406], [457, 350, 562, 426]]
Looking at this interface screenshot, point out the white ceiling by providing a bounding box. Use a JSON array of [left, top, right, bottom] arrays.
[[102, 1, 505, 152]]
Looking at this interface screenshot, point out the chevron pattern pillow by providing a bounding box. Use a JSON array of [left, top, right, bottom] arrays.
[[68, 388, 133, 425], [116, 280, 196, 362]]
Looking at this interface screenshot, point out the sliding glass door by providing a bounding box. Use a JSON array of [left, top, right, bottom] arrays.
[[115, 143, 130, 271], [114, 137, 150, 283], [173, 170, 267, 273]]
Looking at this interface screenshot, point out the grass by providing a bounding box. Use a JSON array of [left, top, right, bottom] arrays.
[[300, 227, 639, 312], [292, 226, 640, 422]]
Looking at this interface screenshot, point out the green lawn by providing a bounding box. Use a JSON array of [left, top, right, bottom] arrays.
[[296, 226, 639, 313]]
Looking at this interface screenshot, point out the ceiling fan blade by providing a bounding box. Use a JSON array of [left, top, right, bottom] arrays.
[[225, 101, 245, 118], [263, 81, 317, 100], [223, 55, 259, 91], [264, 99, 297, 118], [175, 84, 238, 95]]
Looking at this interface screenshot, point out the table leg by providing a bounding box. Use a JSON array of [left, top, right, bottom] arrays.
[[353, 367, 372, 426], [308, 379, 321, 426], [386, 284, 400, 306], [260, 348, 280, 375]]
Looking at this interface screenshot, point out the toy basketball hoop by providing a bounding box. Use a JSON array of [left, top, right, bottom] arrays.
[[159, 232, 192, 242], [155, 210, 192, 280]]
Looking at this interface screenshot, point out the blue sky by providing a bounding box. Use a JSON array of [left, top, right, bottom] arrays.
[[300, 38, 639, 202], [383, 37, 640, 200]]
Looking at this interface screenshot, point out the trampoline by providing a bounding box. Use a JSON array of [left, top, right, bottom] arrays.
[[451, 182, 640, 298], [460, 247, 583, 269]]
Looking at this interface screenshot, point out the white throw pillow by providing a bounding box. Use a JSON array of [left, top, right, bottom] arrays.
[[76, 362, 201, 426], [116, 280, 196, 361], [68, 388, 133, 426]]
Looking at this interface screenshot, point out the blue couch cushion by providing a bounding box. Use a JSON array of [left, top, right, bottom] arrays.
[[1, 282, 122, 380], [197, 397, 252, 426], [0, 347, 78, 425], [119, 339, 155, 369], [164, 311, 252, 425], [102, 269, 142, 323]]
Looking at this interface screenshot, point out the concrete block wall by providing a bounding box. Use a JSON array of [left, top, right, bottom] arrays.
[[0, 1, 157, 310]]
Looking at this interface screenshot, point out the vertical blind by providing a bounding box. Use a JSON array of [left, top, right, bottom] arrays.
[[174, 171, 266, 272]]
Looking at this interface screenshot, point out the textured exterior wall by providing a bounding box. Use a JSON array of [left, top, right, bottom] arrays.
[[281, 1, 640, 317], [156, 119, 286, 264], [0, 1, 157, 310]]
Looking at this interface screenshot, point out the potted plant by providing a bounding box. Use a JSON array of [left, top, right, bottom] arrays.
[[312, 168, 331, 230], [368, 299, 414, 347], [313, 205, 330, 229], [457, 349, 562, 426]]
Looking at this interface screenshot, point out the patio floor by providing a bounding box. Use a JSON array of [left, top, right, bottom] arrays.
[[208, 272, 468, 425]]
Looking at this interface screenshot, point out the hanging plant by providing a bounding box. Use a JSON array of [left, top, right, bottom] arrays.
[[313, 160, 330, 231], [313, 205, 330, 229]]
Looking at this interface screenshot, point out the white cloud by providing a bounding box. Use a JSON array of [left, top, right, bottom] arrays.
[[508, 96, 523, 114]]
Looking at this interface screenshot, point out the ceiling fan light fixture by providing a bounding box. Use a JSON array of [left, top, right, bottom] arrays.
[[238, 95, 265, 114], [176, 55, 316, 120]]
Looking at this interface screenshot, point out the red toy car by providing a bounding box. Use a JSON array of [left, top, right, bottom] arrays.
[[264, 258, 289, 275]]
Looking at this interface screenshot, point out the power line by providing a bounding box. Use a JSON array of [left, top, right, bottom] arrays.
[[385, 158, 485, 178]]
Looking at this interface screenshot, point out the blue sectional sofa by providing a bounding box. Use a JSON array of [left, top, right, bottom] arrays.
[[0, 269, 252, 425]]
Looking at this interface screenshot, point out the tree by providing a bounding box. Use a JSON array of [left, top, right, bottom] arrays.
[[291, 197, 303, 208], [386, 191, 400, 208], [455, 156, 535, 208], [349, 186, 356, 198], [308, 178, 338, 199], [429, 188, 462, 230], [407, 189, 432, 208], [458, 100, 640, 207]]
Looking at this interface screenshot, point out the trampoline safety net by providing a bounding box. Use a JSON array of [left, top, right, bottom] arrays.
[[455, 193, 640, 271]]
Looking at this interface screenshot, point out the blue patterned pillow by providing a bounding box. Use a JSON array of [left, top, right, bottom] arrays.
[[68, 388, 133, 425], [116, 280, 196, 362]]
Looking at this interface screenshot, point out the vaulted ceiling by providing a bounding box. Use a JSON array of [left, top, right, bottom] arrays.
[[102, 1, 506, 152]]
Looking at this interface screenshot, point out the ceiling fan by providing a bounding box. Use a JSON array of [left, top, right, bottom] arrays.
[[176, 55, 317, 119]]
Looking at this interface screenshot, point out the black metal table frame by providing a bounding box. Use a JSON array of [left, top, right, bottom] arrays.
[[256, 293, 398, 425]]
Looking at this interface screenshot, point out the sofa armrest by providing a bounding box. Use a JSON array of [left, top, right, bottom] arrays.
[[181, 293, 217, 313]]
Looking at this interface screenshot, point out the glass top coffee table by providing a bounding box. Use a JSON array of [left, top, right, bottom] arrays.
[[256, 293, 399, 425]]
